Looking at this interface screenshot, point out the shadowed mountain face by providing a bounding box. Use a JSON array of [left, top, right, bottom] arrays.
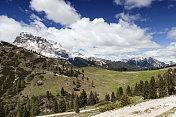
[[13, 32, 166, 70], [121, 57, 167, 69]]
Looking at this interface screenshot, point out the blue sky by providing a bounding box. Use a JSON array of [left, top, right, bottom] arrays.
[[1, 0, 176, 63]]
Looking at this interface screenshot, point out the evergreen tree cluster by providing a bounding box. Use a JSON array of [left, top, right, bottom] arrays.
[[133, 68, 176, 99], [105, 68, 176, 104]]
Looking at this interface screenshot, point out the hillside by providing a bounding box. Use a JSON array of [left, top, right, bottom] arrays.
[[78, 67, 169, 98], [0, 42, 84, 116], [0, 41, 176, 117]]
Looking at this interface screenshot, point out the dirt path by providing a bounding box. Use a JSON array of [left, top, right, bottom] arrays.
[[92, 96, 176, 117], [36, 108, 98, 117]]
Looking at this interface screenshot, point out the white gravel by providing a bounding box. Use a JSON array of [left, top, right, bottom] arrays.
[[36, 108, 98, 117], [92, 95, 176, 117]]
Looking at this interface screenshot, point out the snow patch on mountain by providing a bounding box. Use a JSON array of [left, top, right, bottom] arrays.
[[121, 57, 167, 68], [13, 32, 73, 59]]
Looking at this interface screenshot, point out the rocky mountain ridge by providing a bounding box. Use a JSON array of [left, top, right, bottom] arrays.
[[13, 32, 167, 70]]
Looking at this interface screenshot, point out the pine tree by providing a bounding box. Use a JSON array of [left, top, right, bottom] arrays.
[[164, 70, 175, 95], [126, 85, 132, 97], [159, 75, 168, 97], [58, 99, 66, 112], [149, 77, 157, 99], [133, 83, 139, 96], [88, 91, 95, 105], [139, 80, 144, 95], [143, 81, 150, 99], [167, 75, 174, 95], [94, 92, 99, 104], [111, 92, 116, 102], [61, 87, 65, 96], [80, 89, 87, 107], [53, 100, 58, 113], [120, 94, 131, 107], [82, 69, 84, 73], [46, 91, 50, 100], [74, 95, 80, 113], [116, 87, 123, 100], [105, 94, 110, 101]]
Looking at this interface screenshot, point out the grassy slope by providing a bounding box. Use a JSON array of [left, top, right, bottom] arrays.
[[81, 67, 171, 98], [22, 66, 175, 99]]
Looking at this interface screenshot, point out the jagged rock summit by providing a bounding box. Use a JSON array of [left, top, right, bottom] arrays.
[[121, 57, 167, 68], [13, 32, 72, 59]]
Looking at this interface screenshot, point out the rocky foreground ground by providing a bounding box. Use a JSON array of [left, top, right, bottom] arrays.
[[93, 95, 176, 117]]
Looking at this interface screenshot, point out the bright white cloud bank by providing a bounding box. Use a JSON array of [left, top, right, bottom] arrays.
[[0, 15, 160, 58], [30, 0, 80, 25], [144, 42, 176, 63]]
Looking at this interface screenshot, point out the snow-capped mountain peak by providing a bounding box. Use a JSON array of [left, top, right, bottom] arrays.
[[13, 32, 72, 59], [121, 57, 167, 68], [13, 32, 167, 69]]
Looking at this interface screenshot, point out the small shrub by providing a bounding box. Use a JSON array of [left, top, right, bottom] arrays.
[[99, 104, 118, 112]]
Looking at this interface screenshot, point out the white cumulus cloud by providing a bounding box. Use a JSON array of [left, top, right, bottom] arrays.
[[30, 0, 81, 25], [114, 0, 157, 9], [115, 13, 146, 22], [0, 15, 160, 58], [167, 27, 176, 39]]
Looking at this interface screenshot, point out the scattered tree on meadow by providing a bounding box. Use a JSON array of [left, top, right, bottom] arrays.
[[164, 69, 175, 95], [88, 91, 95, 105], [105, 94, 110, 101], [133, 83, 139, 96], [139, 80, 144, 95], [149, 77, 157, 99], [111, 92, 116, 102], [61, 87, 65, 96], [116, 87, 123, 100], [126, 85, 132, 97], [143, 81, 150, 99], [79, 89, 87, 107], [158, 74, 168, 97]]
